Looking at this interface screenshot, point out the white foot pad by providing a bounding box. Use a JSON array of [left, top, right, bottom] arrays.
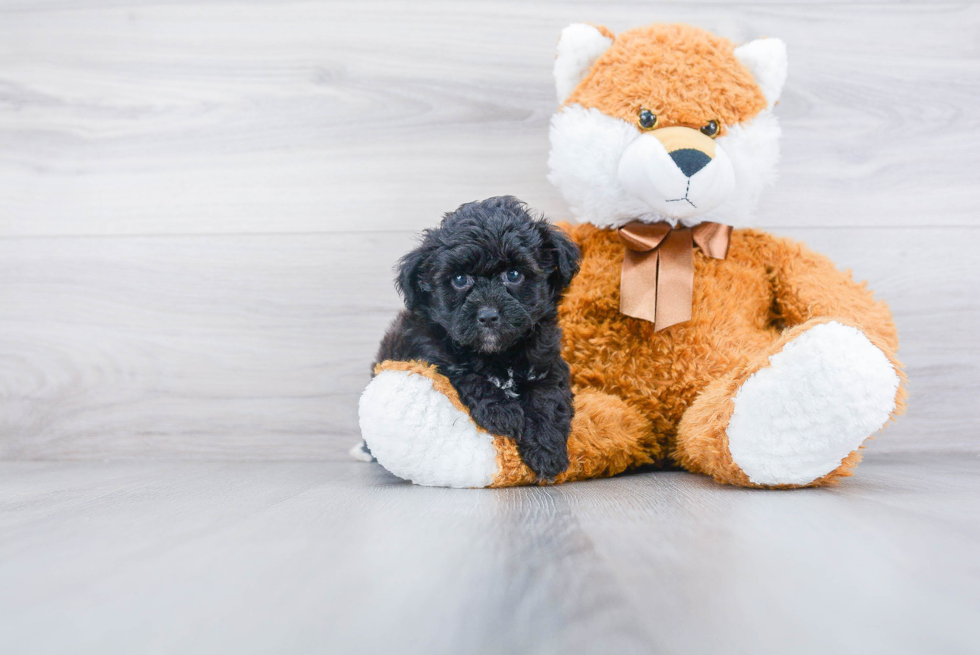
[[727, 322, 900, 485], [358, 370, 498, 488]]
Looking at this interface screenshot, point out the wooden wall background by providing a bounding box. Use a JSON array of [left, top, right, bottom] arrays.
[[1, 0, 977, 460]]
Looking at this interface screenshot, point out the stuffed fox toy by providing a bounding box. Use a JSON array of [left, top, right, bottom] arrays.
[[358, 23, 906, 488]]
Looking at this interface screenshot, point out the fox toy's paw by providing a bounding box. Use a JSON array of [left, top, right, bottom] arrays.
[[358, 361, 500, 488]]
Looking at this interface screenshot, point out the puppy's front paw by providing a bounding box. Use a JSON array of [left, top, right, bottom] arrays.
[[517, 433, 569, 481], [517, 401, 572, 480], [517, 422, 568, 480], [471, 401, 525, 440]]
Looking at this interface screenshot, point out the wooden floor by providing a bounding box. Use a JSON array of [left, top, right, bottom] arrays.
[[1, 1, 979, 653], [2, 452, 979, 654]]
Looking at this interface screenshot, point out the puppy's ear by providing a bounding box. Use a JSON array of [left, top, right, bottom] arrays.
[[395, 240, 433, 311], [537, 222, 581, 296]]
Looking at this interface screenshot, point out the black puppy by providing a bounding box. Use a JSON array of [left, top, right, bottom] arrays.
[[373, 196, 580, 479]]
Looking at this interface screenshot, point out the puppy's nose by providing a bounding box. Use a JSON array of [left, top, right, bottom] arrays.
[[669, 148, 712, 178], [477, 307, 500, 326]]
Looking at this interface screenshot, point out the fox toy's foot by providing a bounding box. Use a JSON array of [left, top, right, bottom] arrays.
[[676, 320, 905, 488]]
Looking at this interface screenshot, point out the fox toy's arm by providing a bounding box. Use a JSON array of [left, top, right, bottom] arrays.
[[762, 233, 899, 352]]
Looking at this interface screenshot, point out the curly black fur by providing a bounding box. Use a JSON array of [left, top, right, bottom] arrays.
[[373, 196, 581, 480]]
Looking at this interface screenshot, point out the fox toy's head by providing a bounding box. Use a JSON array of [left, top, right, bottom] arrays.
[[548, 23, 787, 228]]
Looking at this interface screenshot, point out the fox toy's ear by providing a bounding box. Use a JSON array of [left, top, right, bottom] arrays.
[[554, 23, 615, 104], [734, 37, 788, 108]]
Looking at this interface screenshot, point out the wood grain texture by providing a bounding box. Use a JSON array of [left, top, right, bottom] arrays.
[[0, 1, 978, 235], [1, 227, 976, 459], [0, 453, 977, 654]]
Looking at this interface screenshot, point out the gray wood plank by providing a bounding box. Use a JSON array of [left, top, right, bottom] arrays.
[[0, 460, 654, 655], [561, 451, 980, 654], [1, 227, 976, 459], [0, 453, 977, 654], [0, 1, 977, 236]]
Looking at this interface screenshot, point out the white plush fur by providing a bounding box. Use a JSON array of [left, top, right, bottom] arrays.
[[548, 104, 781, 229], [553, 24, 614, 103], [734, 38, 788, 108], [617, 133, 735, 221], [726, 322, 900, 486], [358, 370, 498, 488]]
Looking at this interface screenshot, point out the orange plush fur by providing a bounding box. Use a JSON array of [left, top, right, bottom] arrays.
[[555, 226, 906, 489], [567, 24, 767, 135]]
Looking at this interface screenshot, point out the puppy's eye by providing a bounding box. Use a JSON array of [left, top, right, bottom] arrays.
[[503, 270, 524, 284], [450, 274, 472, 290], [700, 120, 720, 138], [638, 109, 658, 130]]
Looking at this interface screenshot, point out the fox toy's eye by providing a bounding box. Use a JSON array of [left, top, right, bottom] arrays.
[[700, 120, 720, 138], [503, 270, 524, 284], [451, 274, 472, 289], [638, 109, 658, 130]]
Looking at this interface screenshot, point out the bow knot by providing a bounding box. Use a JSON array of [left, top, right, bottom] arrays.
[[617, 221, 732, 331]]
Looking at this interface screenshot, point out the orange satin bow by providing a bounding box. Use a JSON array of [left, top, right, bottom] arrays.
[[618, 221, 733, 331]]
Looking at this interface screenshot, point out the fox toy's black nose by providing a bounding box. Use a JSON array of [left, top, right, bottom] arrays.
[[670, 148, 712, 177], [477, 307, 500, 325]]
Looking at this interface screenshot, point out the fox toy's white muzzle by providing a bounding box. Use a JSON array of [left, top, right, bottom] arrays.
[[618, 126, 735, 220]]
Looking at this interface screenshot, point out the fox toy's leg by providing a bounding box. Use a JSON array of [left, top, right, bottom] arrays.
[[358, 361, 498, 488], [674, 318, 906, 488], [359, 360, 660, 488]]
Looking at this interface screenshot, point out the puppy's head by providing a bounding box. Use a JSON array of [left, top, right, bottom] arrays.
[[397, 196, 580, 353]]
